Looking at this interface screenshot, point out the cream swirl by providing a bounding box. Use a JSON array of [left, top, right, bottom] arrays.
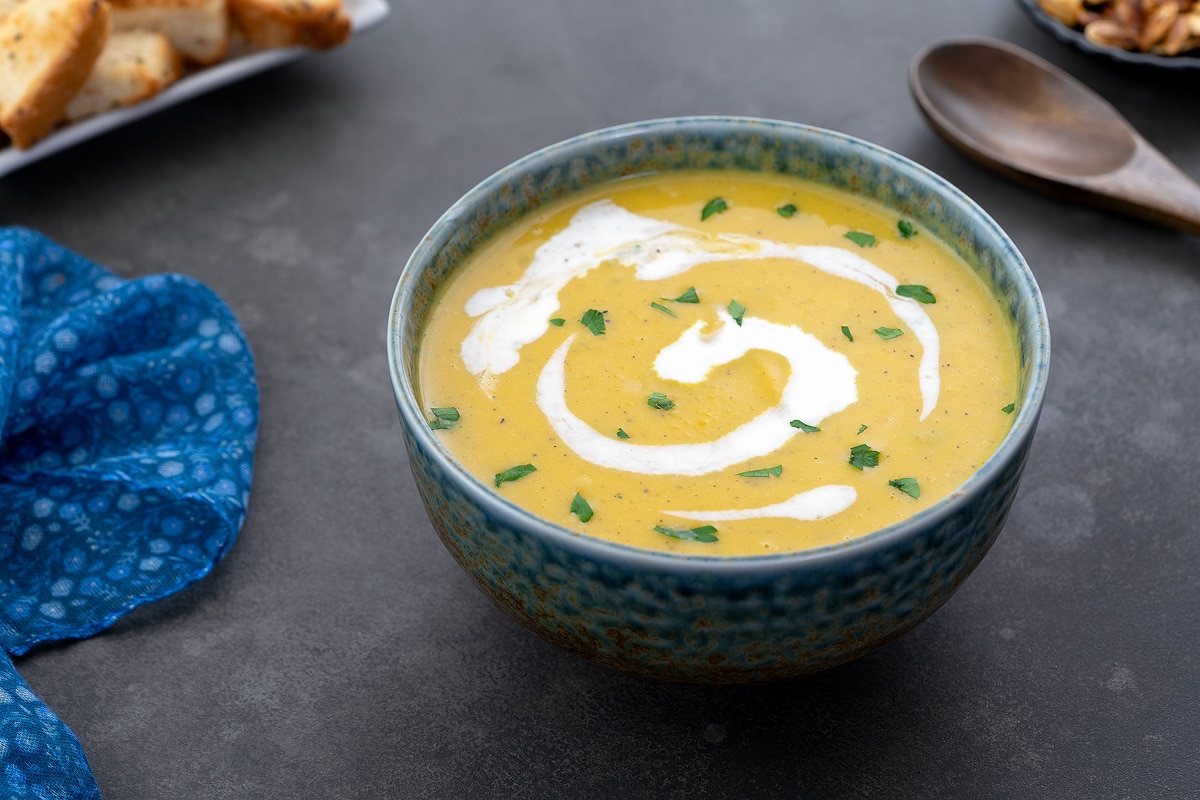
[[536, 312, 856, 476], [461, 200, 939, 418], [460, 200, 942, 521]]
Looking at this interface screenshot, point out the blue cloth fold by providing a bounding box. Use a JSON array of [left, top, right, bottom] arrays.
[[0, 228, 259, 798], [0, 652, 100, 800]]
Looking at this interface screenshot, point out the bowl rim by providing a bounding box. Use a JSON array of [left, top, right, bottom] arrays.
[[387, 114, 1051, 574]]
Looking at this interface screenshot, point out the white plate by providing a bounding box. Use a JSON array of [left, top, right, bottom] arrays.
[[0, 0, 389, 179]]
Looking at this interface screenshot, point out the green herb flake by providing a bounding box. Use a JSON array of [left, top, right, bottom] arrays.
[[738, 465, 783, 478], [650, 301, 676, 317], [616, 428, 630, 439], [669, 286, 700, 304], [549, 317, 565, 327], [790, 419, 820, 433], [777, 203, 798, 218], [647, 392, 675, 410], [848, 443, 881, 470], [841, 325, 854, 342], [727, 299, 746, 326], [889, 477, 921, 499], [857, 424, 868, 435], [428, 407, 460, 430], [655, 524, 719, 543], [701, 197, 728, 221], [896, 284, 936, 304], [845, 230, 876, 248], [580, 308, 607, 336], [1002, 402, 1016, 414], [494, 463, 536, 487], [570, 493, 594, 522], [875, 326, 904, 340], [897, 219, 917, 239]]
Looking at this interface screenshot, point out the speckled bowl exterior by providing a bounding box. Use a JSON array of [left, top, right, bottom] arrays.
[[387, 117, 1050, 683]]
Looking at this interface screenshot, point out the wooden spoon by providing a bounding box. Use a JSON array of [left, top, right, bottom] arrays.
[[909, 36, 1200, 235]]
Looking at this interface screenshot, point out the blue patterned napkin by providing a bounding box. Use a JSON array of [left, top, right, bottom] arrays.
[[0, 228, 259, 799]]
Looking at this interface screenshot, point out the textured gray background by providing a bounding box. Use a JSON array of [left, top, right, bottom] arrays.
[[4, 1, 1199, 797]]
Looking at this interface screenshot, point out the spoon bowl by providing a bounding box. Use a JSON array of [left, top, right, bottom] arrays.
[[910, 36, 1200, 235]]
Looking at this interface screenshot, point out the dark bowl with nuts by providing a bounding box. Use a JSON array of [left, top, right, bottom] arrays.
[[1018, 0, 1200, 70]]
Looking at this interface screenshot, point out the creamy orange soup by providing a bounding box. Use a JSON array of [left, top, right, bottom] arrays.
[[417, 171, 1019, 556]]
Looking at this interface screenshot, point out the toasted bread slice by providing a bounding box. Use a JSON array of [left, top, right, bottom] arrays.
[[109, 0, 228, 65], [0, 0, 111, 148], [62, 29, 181, 122], [229, 0, 350, 51]]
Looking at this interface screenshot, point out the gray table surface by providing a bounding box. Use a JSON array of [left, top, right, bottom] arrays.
[[4, 1, 1199, 797]]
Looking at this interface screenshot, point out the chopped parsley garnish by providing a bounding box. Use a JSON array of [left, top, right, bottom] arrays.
[[738, 465, 783, 478], [857, 424, 868, 435], [875, 326, 904, 340], [896, 284, 936, 304], [889, 477, 920, 499], [655, 524, 719, 543], [494, 463, 536, 487], [1002, 402, 1016, 414], [845, 231, 875, 248], [777, 203, 797, 218], [897, 219, 917, 239], [570, 493, 594, 522], [841, 325, 853, 342], [848, 443, 880, 470], [580, 308, 607, 335], [428, 407, 460, 430], [669, 286, 700, 304], [790, 419, 820, 433], [727, 299, 746, 326], [701, 197, 728, 221], [650, 301, 676, 317], [616, 428, 630, 439], [647, 392, 675, 410], [549, 318, 565, 327]]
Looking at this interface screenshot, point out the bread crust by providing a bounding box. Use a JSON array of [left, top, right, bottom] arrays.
[[230, 0, 350, 51], [63, 29, 182, 121], [0, 0, 353, 149], [0, 0, 112, 148]]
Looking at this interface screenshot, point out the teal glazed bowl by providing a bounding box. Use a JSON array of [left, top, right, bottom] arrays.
[[387, 117, 1050, 683]]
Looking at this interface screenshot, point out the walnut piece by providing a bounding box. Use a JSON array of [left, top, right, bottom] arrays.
[[1036, 0, 1200, 55]]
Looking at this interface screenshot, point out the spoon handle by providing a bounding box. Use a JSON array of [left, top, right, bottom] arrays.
[[1085, 139, 1200, 237]]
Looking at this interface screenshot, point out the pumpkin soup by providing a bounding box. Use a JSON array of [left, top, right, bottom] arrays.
[[417, 171, 1019, 556]]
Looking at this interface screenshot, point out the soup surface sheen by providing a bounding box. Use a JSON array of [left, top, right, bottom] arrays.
[[418, 171, 1019, 556]]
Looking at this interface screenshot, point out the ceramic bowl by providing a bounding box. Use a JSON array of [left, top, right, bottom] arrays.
[[387, 116, 1050, 683]]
